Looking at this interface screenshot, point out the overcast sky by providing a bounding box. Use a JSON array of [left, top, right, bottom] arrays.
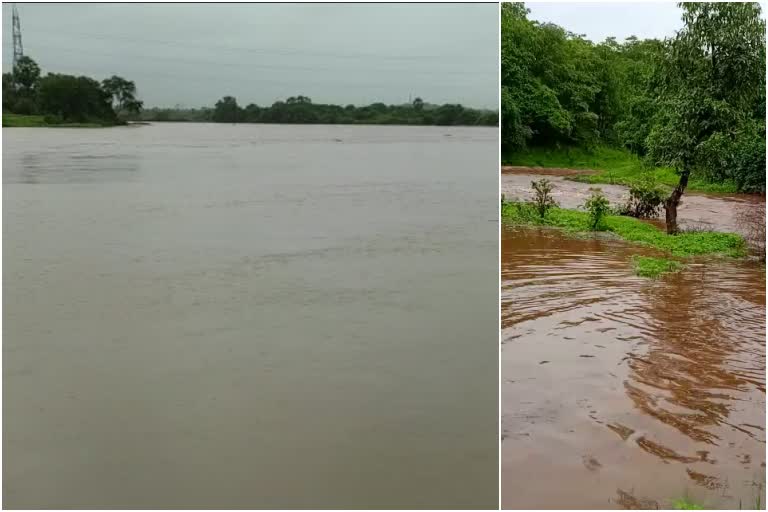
[[526, 2, 766, 43], [526, 2, 684, 42], [3, 3, 499, 109]]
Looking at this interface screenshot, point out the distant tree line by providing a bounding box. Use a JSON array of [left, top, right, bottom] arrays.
[[501, 2, 766, 195], [138, 95, 498, 127], [2, 55, 142, 125]]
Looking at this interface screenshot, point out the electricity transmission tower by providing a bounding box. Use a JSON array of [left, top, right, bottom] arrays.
[[12, 3, 23, 69]]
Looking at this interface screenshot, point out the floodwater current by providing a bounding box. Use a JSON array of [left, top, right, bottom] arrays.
[[3, 123, 498, 509], [501, 205, 766, 507]]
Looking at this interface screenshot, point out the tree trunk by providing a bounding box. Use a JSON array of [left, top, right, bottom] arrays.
[[664, 170, 690, 235]]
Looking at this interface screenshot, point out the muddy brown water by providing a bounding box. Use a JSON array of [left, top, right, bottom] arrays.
[[501, 225, 765, 509], [502, 172, 766, 247], [3, 123, 498, 509]]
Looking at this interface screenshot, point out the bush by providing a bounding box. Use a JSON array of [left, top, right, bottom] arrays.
[[619, 175, 666, 218], [583, 188, 610, 230], [530, 178, 558, 218], [43, 114, 62, 125], [12, 97, 36, 115]]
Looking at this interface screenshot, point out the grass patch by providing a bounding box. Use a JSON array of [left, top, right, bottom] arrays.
[[633, 256, 683, 278], [503, 145, 738, 194], [501, 201, 746, 258], [672, 497, 705, 510], [2, 113, 107, 128]]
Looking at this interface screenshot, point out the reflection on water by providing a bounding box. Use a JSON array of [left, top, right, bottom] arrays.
[[3, 124, 498, 509], [15, 147, 140, 185], [501, 225, 765, 510]]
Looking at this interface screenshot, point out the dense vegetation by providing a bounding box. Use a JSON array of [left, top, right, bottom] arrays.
[[137, 96, 498, 126], [501, 2, 766, 229], [3, 56, 142, 126]]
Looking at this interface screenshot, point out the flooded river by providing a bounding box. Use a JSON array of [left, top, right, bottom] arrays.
[[501, 224, 765, 509], [3, 123, 498, 509]]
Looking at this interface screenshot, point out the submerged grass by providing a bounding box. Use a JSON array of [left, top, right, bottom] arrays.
[[672, 497, 705, 510], [501, 201, 746, 259], [503, 145, 738, 194], [633, 256, 683, 278]]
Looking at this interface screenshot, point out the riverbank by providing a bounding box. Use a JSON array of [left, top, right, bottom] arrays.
[[501, 201, 746, 257], [502, 170, 765, 249], [2, 113, 119, 128], [501, 200, 747, 277], [502, 146, 739, 194]]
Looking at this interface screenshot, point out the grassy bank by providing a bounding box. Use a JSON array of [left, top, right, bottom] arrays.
[[502, 202, 746, 269], [503, 146, 738, 194], [2, 113, 110, 128]]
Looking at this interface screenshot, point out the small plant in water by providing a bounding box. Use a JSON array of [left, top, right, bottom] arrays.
[[621, 175, 666, 219], [583, 187, 610, 230], [672, 497, 704, 510], [530, 178, 558, 219], [633, 256, 684, 278]]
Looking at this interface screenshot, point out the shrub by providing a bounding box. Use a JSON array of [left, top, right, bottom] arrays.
[[43, 114, 62, 125], [619, 175, 666, 218], [583, 188, 610, 230], [530, 178, 558, 219], [12, 97, 36, 115]]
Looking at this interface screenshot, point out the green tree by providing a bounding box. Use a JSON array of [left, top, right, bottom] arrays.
[[3, 72, 18, 111], [37, 73, 116, 123], [647, 2, 765, 233], [12, 55, 40, 95], [101, 75, 143, 115], [212, 96, 242, 123]]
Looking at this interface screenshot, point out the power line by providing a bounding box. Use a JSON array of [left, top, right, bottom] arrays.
[[36, 28, 491, 62], [25, 42, 496, 77]]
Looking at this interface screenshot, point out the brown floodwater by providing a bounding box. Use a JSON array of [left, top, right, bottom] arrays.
[[502, 171, 766, 247], [501, 224, 766, 509], [3, 123, 498, 509]]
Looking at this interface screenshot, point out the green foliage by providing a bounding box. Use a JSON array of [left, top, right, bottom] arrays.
[[646, 3, 766, 193], [583, 188, 610, 230], [501, 201, 746, 258], [137, 107, 213, 123], [671, 497, 705, 510], [37, 73, 116, 124], [505, 145, 739, 194], [622, 175, 665, 218], [530, 178, 558, 218], [3, 55, 140, 127], [212, 95, 242, 123], [101, 75, 143, 116], [501, 3, 664, 152], [12, 56, 40, 94], [201, 95, 497, 126], [2, 113, 103, 128], [502, 2, 766, 193], [2, 113, 46, 127], [632, 256, 683, 278]]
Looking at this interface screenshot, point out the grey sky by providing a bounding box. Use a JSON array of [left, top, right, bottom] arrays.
[[526, 2, 685, 43], [3, 3, 498, 109]]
